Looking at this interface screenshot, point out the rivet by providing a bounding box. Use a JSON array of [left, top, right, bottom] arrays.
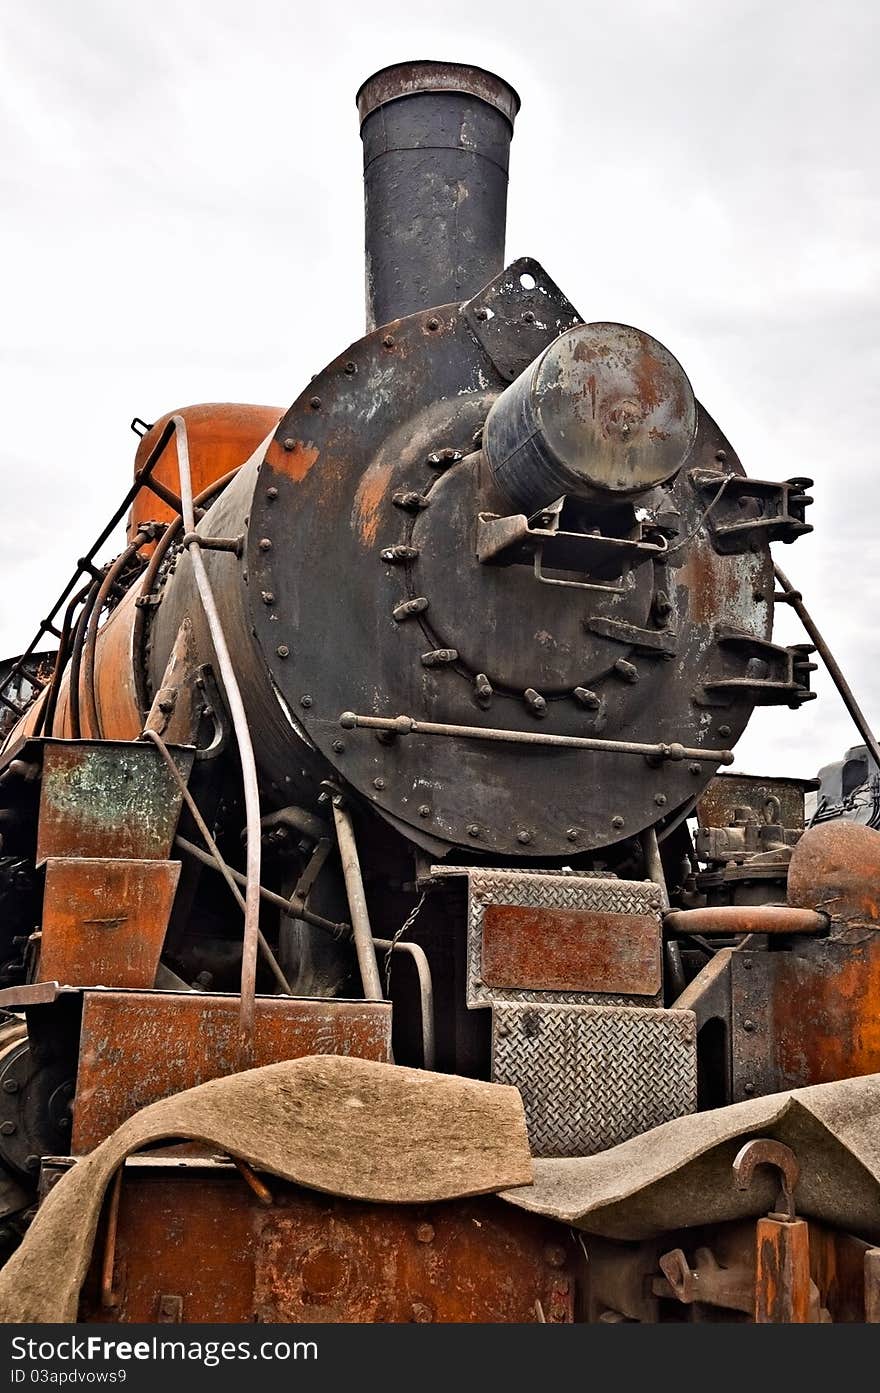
[[300, 695, 313, 709], [416, 1223, 435, 1243], [743, 959, 753, 970], [418, 805, 431, 819], [474, 673, 493, 708], [474, 307, 488, 322], [524, 688, 547, 717], [282, 437, 295, 451], [718, 724, 731, 737], [0, 1121, 16, 1136], [468, 825, 480, 838], [611, 815, 625, 830], [743, 1019, 755, 1033], [743, 1082, 755, 1095], [614, 658, 639, 683], [517, 830, 532, 844], [654, 793, 667, 806], [332, 740, 345, 753], [258, 537, 273, 551], [566, 828, 578, 841], [276, 644, 290, 658], [715, 449, 728, 462], [266, 486, 278, 501], [383, 334, 395, 347], [522, 310, 536, 324], [427, 317, 440, 331], [309, 396, 321, 410], [261, 591, 275, 606], [689, 762, 701, 775], [573, 686, 601, 710], [373, 777, 385, 790]]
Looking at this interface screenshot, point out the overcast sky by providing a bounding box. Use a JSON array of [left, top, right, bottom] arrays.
[[2, 0, 878, 781]]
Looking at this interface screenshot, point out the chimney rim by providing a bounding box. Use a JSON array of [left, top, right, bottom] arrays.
[[356, 60, 520, 131]]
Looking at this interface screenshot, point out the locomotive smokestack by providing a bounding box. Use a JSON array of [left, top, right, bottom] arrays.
[[356, 60, 520, 331]]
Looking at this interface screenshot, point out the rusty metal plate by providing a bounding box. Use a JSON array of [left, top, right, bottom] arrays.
[[697, 772, 818, 832], [731, 932, 880, 1101], [78, 1162, 577, 1323], [481, 903, 661, 997], [461, 869, 663, 1007], [37, 739, 194, 864], [72, 990, 392, 1153], [39, 857, 180, 989]]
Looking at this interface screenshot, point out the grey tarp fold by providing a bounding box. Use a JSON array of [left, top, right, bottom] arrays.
[[0, 1055, 532, 1324], [501, 1073, 880, 1240]]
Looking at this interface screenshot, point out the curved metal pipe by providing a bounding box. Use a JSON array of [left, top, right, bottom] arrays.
[[170, 416, 263, 1063], [664, 905, 828, 937], [330, 796, 384, 1001], [81, 532, 150, 738], [372, 937, 435, 1069]]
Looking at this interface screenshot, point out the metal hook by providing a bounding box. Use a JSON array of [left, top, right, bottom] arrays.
[[732, 1138, 799, 1222]]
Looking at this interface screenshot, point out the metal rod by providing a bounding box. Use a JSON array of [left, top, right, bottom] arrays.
[[664, 905, 828, 936], [775, 562, 880, 773], [100, 1167, 123, 1310], [330, 796, 384, 1001], [81, 533, 150, 739], [339, 711, 734, 765], [231, 1156, 273, 1206], [170, 415, 263, 1065], [373, 936, 435, 1070], [174, 834, 348, 939], [68, 576, 104, 739], [641, 826, 669, 908], [145, 738, 291, 997], [38, 579, 93, 738]]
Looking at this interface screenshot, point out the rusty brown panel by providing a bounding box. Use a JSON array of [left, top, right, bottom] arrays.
[[90, 587, 144, 741], [129, 404, 281, 545], [788, 821, 880, 924], [79, 1164, 577, 1323], [481, 903, 661, 996], [36, 739, 194, 864], [698, 771, 817, 831], [755, 1216, 812, 1322], [768, 932, 880, 1089], [72, 991, 392, 1153], [39, 858, 180, 990]]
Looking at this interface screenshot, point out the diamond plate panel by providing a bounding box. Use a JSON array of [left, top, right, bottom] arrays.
[[492, 1001, 696, 1158], [454, 870, 663, 1008]]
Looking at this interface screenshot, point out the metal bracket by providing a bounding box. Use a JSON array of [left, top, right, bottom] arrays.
[[689, 469, 813, 552], [463, 258, 583, 382], [699, 629, 817, 708]]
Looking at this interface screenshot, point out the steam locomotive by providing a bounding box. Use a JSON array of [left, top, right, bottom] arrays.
[[0, 60, 878, 1324]]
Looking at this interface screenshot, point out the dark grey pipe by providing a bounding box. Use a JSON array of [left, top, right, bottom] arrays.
[[356, 61, 520, 330]]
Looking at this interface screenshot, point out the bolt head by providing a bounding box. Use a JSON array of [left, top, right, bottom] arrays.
[[718, 724, 731, 737], [416, 1223, 435, 1243], [258, 537, 273, 552], [474, 307, 488, 322], [300, 695, 313, 709], [689, 762, 702, 775], [276, 644, 290, 659], [467, 824, 480, 838], [743, 1019, 755, 1033], [373, 777, 385, 790], [611, 815, 625, 830], [743, 1081, 755, 1095], [2, 1080, 18, 1095], [282, 437, 295, 451], [382, 334, 395, 347], [344, 361, 357, 375], [309, 396, 321, 410], [715, 449, 728, 462], [332, 740, 345, 754], [266, 486, 278, 501], [566, 828, 578, 841], [0, 1121, 16, 1136], [654, 793, 668, 806], [517, 830, 532, 844], [427, 317, 440, 331], [418, 805, 431, 819]]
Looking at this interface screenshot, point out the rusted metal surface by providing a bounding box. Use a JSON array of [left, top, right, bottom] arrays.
[[733, 1139, 799, 1221], [128, 405, 280, 546], [37, 740, 194, 864], [480, 903, 661, 996], [788, 820, 880, 923], [72, 990, 392, 1153], [356, 60, 520, 126], [697, 771, 817, 832], [79, 1162, 576, 1323], [38, 858, 180, 989], [754, 1216, 813, 1322], [664, 905, 827, 937], [865, 1249, 880, 1322], [484, 323, 697, 514]]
